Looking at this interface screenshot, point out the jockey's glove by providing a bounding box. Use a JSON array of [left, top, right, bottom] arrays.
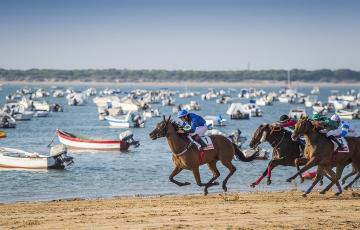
[[183, 125, 192, 132]]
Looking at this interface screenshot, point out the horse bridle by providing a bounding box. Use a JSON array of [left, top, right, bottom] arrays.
[[153, 121, 169, 138], [256, 126, 286, 149]]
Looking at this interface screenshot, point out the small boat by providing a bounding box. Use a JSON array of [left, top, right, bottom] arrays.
[[227, 103, 251, 120], [57, 129, 139, 151], [12, 111, 34, 121], [336, 109, 359, 120], [289, 108, 307, 120], [0, 145, 73, 169], [205, 115, 226, 127], [105, 112, 145, 128], [0, 115, 16, 128], [34, 111, 50, 117]]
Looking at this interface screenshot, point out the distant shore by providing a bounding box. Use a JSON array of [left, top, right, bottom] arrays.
[[1, 191, 359, 229], [1, 80, 360, 88]]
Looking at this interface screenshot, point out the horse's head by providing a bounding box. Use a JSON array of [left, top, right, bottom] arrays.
[[149, 115, 172, 140], [249, 123, 271, 148], [291, 116, 312, 141]]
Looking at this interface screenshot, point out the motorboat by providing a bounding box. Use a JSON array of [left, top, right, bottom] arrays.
[[57, 129, 139, 151], [0, 145, 73, 169]]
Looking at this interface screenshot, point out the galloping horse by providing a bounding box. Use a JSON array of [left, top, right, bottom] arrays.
[[249, 124, 306, 187], [288, 117, 360, 196], [149, 116, 257, 195]]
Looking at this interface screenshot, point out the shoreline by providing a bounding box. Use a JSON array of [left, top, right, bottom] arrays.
[[1, 80, 360, 88], [1, 190, 360, 229]]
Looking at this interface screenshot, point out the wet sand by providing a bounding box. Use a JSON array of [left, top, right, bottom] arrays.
[[1, 191, 360, 229]]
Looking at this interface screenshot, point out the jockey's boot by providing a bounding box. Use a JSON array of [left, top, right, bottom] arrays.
[[328, 135, 344, 150], [193, 134, 207, 149]]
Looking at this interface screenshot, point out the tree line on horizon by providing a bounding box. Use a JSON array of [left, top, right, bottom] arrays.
[[0, 68, 359, 82]]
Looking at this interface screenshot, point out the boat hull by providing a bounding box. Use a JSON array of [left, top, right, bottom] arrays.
[[57, 130, 129, 151]]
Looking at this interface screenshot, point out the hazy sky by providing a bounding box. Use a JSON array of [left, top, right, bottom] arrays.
[[0, 0, 359, 70]]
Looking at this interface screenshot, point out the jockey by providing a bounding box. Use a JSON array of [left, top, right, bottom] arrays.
[[177, 109, 207, 149], [278, 114, 297, 130], [327, 114, 356, 137], [277, 114, 304, 146], [312, 113, 345, 150]]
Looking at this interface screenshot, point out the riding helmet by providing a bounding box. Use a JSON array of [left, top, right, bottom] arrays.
[[279, 114, 290, 123], [177, 109, 189, 118]]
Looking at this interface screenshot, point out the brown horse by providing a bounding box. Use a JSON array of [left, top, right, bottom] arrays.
[[149, 116, 257, 195], [289, 117, 360, 196], [249, 124, 307, 187]]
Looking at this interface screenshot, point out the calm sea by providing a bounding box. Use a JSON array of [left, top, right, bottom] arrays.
[[0, 84, 359, 203]]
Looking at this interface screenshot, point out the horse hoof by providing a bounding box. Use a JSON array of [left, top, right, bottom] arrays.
[[335, 192, 342, 196], [267, 180, 272, 185], [213, 181, 220, 186], [183, 182, 191, 186], [344, 186, 350, 190], [204, 190, 208, 196], [319, 181, 323, 186], [286, 178, 292, 183], [222, 186, 228, 192], [341, 180, 346, 185], [319, 191, 325, 195], [250, 183, 256, 188], [302, 193, 307, 198]]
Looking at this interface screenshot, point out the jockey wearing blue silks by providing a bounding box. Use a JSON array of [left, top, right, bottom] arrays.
[[177, 109, 208, 149]]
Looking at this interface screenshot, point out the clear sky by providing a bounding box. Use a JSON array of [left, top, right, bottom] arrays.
[[0, 0, 359, 70]]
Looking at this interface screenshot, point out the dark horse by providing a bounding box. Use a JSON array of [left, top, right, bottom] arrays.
[[249, 124, 307, 187], [149, 116, 257, 195]]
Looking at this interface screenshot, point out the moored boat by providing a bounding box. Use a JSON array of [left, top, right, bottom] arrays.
[[0, 145, 73, 169], [57, 129, 139, 151]]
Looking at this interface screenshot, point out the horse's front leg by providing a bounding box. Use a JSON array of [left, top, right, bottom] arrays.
[[250, 166, 268, 188], [302, 166, 324, 197], [169, 166, 191, 186], [295, 157, 308, 183], [287, 157, 319, 182]]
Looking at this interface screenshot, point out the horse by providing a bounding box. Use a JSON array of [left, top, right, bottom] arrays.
[[288, 117, 360, 196], [149, 116, 257, 195], [249, 123, 308, 187]]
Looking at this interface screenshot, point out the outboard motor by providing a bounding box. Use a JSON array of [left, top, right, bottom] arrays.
[[119, 130, 140, 148], [50, 144, 74, 167]]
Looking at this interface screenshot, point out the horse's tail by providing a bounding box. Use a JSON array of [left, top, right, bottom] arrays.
[[232, 143, 258, 162]]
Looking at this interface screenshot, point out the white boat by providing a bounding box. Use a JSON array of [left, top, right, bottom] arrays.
[[67, 93, 87, 106], [33, 101, 51, 111], [304, 95, 318, 107], [226, 103, 251, 120], [105, 112, 145, 128], [57, 129, 139, 151], [0, 145, 73, 169], [34, 111, 50, 117], [52, 89, 65, 97], [289, 108, 307, 120], [0, 115, 16, 128], [336, 109, 359, 120], [143, 109, 161, 119], [278, 94, 291, 103], [204, 115, 226, 127], [12, 111, 34, 121], [245, 103, 262, 117], [310, 87, 320, 95]]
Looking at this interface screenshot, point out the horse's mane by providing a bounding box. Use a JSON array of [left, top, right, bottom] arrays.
[[169, 120, 189, 140]]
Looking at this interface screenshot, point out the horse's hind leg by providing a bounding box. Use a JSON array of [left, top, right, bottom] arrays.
[[221, 160, 237, 192], [321, 164, 346, 196], [344, 172, 360, 190], [204, 161, 221, 195], [287, 157, 319, 182], [169, 166, 191, 186], [342, 170, 357, 185]]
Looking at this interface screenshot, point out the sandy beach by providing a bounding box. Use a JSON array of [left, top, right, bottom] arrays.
[[1, 191, 360, 229]]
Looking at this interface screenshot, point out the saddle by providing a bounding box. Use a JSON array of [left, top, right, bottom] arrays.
[[187, 135, 214, 151]]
